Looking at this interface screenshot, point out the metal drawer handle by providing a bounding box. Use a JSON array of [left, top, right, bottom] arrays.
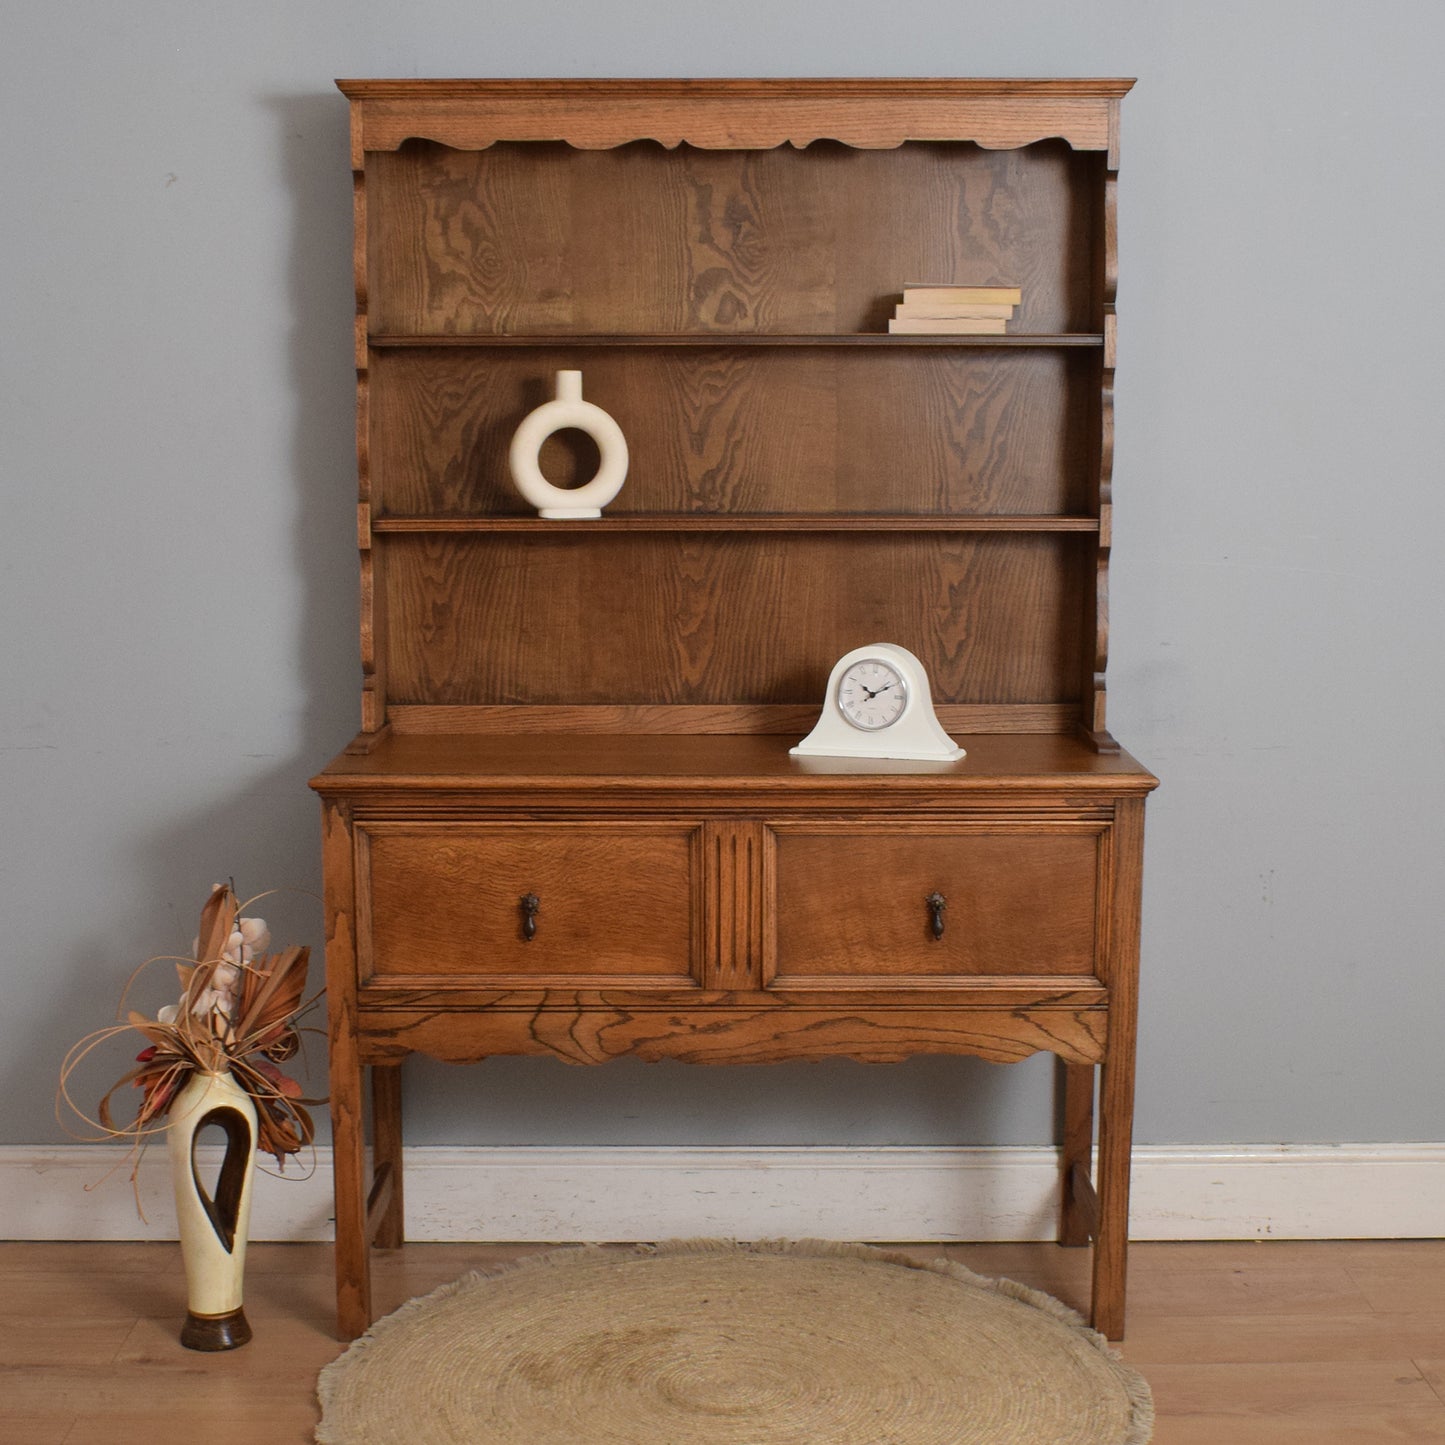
[[520, 893, 540, 942], [926, 892, 947, 941]]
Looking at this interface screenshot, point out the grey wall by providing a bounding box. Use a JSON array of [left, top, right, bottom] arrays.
[[5, 1, 1443, 1151]]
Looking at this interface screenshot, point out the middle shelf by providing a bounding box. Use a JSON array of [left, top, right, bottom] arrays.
[[369, 514, 1102, 534]]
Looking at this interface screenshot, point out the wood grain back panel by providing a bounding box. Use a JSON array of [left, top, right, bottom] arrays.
[[379, 532, 1088, 707], [367, 140, 1100, 335], [369, 346, 1096, 518]]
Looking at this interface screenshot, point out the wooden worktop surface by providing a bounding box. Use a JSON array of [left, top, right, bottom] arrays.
[[312, 731, 1158, 794]]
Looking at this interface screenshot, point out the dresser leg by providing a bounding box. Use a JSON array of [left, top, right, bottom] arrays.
[[371, 1063, 405, 1250], [330, 1054, 371, 1341], [1058, 1060, 1096, 1247], [1091, 1045, 1136, 1341], [1092, 792, 1145, 1341]]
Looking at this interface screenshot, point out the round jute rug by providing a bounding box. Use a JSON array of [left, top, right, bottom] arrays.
[[316, 1240, 1153, 1444]]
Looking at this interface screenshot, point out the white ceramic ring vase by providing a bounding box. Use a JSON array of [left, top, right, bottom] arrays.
[[167, 1069, 257, 1350], [508, 370, 628, 518]]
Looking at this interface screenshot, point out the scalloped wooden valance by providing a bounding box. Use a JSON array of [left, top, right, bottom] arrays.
[[336, 78, 1134, 163]]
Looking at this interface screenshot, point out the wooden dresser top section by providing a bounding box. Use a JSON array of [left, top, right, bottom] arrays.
[[336, 78, 1135, 159], [337, 78, 1136, 745]]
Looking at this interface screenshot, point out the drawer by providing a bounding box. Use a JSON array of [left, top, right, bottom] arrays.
[[357, 823, 699, 985], [770, 825, 1100, 985]]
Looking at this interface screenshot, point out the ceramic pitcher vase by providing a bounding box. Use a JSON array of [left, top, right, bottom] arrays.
[[507, 369, 628, 518], [167, 1069, 257, 1350]]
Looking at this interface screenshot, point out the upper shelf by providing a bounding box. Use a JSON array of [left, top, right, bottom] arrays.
[[367, 333, 1105, 350]]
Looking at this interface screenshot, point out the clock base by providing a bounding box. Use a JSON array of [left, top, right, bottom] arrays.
[[789, 742, 967, 762]]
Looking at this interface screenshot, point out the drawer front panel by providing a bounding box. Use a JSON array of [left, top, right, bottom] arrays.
[[358, 823, 699, 984], [770, 825, 1101, 984]]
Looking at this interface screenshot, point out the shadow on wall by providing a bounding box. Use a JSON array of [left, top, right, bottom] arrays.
[[27, 91, 356, 1158]]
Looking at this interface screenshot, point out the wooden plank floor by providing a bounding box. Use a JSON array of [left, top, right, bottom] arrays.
[[2, 1239, 1443, 1442]]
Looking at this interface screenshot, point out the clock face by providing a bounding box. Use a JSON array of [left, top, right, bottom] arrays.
[[837, 658, 909, 731]]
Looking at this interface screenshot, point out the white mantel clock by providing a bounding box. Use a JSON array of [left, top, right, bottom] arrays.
[[791, 643, 966, 762]]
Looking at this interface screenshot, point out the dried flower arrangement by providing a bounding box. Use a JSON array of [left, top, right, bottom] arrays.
[[60, 883, 323, 1177]]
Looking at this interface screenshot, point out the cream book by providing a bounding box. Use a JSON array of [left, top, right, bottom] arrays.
[[889, 317, 1008, 334], [901, 284, 1022, 306], [895, 302, 1015, 319]]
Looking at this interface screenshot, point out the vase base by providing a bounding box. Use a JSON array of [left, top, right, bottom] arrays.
[[181, 1306, 252, 1351]]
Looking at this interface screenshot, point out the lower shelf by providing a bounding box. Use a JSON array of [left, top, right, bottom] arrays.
[[368, 332, 1106, 348]]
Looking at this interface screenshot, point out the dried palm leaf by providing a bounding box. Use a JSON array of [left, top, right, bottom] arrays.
[[195, 884, 239, 971], [234, 946, 310, 1043]]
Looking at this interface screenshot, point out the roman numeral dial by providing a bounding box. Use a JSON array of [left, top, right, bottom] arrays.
[[838, 659, 909, 731]]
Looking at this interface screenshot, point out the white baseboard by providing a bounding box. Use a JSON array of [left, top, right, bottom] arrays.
[[3, 1144, 1441, 1243]]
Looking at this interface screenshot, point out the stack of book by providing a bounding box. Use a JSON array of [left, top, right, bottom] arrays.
[[888, 284, 1022, 335]]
